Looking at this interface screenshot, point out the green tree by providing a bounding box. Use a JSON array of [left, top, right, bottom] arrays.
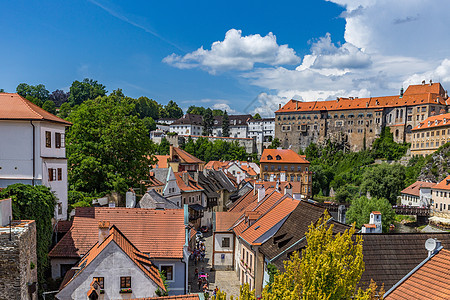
[[346, 196, 396, 232], [222, 110, 230, 137], [163, 100, 183, 119], [202, 108, 214, 136], [262, 213, 367, 299], [142, 116, 157, 133], [67, 78, 107, 106], [16, 83, 50, 106], [372, 127, 409, 160], [0, 88, 5, 92], [268, 137, 281, 149], [157, 138, 171, 155], [253, 113, 262, 119], [66, 95, 152, 194], [49, 89, 69, 106], [0, 184, 56, 294], [187, 105, 206, 115], [310, 164, 334, 196], [58, 102, 72, 119], [360, 163, 406, 204], [42, 100, 56, 114], [212, 109, 224, 116], [135, 96, 160, 120]]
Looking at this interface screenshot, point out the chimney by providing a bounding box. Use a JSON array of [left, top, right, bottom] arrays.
[[98, 221, 110, 244], [430, 79, 433, 86], [284, 183, 292, 196], [182, 172, 189, 185], [445, 90, 448, 100], [400, 87, 404, 98], [279, 103, 281, 109], [422, 80, 426, 85], [296, 101, 298, 110], [169, 145, 174, 158], [275, 180, 280, 190], [257, 185, 265, 202]]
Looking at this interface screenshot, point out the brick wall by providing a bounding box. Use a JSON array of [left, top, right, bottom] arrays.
[[0, 220, 37, 300]]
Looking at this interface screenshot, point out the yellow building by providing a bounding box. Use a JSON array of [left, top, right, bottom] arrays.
[[411, 113, 450, 157], [259, 148, 312, 198]]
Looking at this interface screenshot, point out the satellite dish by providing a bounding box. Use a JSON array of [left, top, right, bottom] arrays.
[[425, 238, 437, 251]]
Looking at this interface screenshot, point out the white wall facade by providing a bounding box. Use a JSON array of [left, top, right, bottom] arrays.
[[420, 187, 432, 207], [0, 120, 68, 220], [163, 169, 182, 206], [56, 242, 160, 300], [170, 124, 203, 136], [213, 233, 234, 269]]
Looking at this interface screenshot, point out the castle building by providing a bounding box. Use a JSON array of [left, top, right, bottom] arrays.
[[411, 112, 450, 157], [275, 82, 448, 152]]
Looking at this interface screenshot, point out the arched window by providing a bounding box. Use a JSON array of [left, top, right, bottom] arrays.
[[396, 110, 399, 119], [400, 109, 403, 119], [395, 129, 399, 137]]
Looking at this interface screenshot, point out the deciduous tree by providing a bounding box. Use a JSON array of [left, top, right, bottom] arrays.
[[346, 196, 395, 232], [49, 89, 69, 106], [360, 163, 405, 204], [42, 100, 56, 114], [222, 110, 230, 137], [67, 78, 107, 106], [202, 108, 214, 136]]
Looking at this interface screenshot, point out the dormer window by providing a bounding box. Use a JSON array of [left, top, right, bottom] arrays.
[[267, 155, 273, 160], [276, 155, 281, 160], [444, 118, 447, 124], [428, 121, 431, 126], [435, 120, 439, 125]]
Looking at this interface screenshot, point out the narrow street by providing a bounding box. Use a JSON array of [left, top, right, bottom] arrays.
[[188, 231, 240, 298]]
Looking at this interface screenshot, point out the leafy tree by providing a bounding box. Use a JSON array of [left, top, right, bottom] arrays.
[[335, 184, 359, 203], [58, 102, 72, 119], [372, 127, 409, 160], [360, 163, 405, 204], [155, 270, 169, 296], [202, 108, 214, 136], [16, 83, 50, 107], [346, 196, 395, 232], [49, 89, 69, 106], [405, 155, 427, 187], [187, 105, 206, 116], [66, 95, 152, 194], [267, 137, 281, 149], [212, 109, 224, 116], [0, 184, 57, 294], [142, 116, 157, 133], [310, 164, 333, 196], [182, 137, 251, 162], [222, 110, 230, 137], [42, 100, 56, 114], [157, 138, 171, 155], [163, 100, 183, 119], [0, 88, 5, 92], [262, 213, 367, 299], [67, 78, 107, 106], [253, 113, 262, 119], [134, 96, 160, 120]]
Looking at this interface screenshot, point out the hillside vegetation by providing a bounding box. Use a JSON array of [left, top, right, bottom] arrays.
[[417, 143, 450, 183]]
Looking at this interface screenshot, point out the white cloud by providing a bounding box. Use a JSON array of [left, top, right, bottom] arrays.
[[211, 103, 237, 114], [163, 29, 300, 74], [404, 59, 450, 88]]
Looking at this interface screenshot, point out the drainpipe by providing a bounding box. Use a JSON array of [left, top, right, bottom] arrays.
[[180, 258, 187, 294], [30, 121, 35, 186]]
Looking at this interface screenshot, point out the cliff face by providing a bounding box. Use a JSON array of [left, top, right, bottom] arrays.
[[417, 144, 450, 183]]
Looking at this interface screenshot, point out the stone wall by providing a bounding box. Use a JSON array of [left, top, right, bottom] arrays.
[[0, 220, 37, 300]]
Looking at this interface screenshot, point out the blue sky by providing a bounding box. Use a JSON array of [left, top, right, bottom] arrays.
[[2, 1, 450, 116]]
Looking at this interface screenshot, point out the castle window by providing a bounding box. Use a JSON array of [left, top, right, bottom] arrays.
[[276, 155, 281, 160], [267, 155, 273, 160]]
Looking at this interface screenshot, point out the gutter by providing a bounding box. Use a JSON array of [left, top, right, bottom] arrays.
[[384, 246, 443, 298], [30, 121, 35, 186]]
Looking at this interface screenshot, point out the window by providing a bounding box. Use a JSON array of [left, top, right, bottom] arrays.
[[160, 265, 174, 281], [290, 175, 294, 181], [58, 203, 62, 215], [264, 166, 268, 171], [45, 131, 51, 148], [55, 132, 61, 148], [222, 237, 230, 248], [120, 276, 131, 288], [93, 277, 104, 289], [48, 168, 56, 181], [57, 168, 62, 181], [297, 166, 301, 172]]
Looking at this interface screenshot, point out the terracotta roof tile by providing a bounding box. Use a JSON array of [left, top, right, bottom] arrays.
[[260, 149, 310, 164], [432, 175, 450, 191], [60, 225, 165, 291], [412, 112, 450, 131], [174, 172, 204, 192], [132, 294, 200, 299], [0, 93, 72, 125], [49, 207, 185, 259], [401, 181, 436, 197], [171, 147, 205, 164], [154, 155, 169, 169], [228, 189, 258, 213], [215, 212, 242, 232], [386, 249, 450, 300]]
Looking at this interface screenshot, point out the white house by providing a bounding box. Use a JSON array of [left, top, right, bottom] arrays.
[[56, 224, 165, 299], [400, 181, 436, 207], [247, 118, 275, 143], [169, 114, 203, 136], [362, 212, 382, 233], [0, 93, 71, 220]]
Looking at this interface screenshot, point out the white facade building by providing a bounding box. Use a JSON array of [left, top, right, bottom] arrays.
[[362, 212, 382, 233], [400, 181, 436, 207], [248, 118, 275, 143], [0, 93, 71, 220], [169, 114, 203, 136]]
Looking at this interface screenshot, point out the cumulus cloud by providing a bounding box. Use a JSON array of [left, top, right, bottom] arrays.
[[211, 103, 237, 114], [404, 59, 450, 88], [163, 29, 300, 74]]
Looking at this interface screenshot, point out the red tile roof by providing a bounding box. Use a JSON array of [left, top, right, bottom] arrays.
[[432, 175, 450, 191], [228, 189, 258, 213], [154, 155, 169, 168], [174, 172, 204, 192], [170, 147, 205, 164], [413, 112, 450, 131], [276, 84, 446, 114], [239, 197, 299, 245], [386, 249, 450, 300], [49, 207, 185, 259], [204, 161, 229, 170], [60, 225, 165, 291], [260, 149, 310, 164], [401, 181, 436, 197], [256, 181, 302, 194], [0, 93, 72, 125], [215, 212, 242, 232]]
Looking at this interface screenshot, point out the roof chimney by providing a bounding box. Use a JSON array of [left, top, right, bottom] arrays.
[[422, 80, 426, 85], [284, 183, 292, 196], [400, 87, 404, 98], [257, 185, 265, 202], [430, 79, 433, 86], [182, 172, 189, 185], [98, 221, 110, 244], [279, 103, 281, 109], [296, 101, 298, 110], [169, 145, 174, 158]]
